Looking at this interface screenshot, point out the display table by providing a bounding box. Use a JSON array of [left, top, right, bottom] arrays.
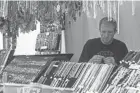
[[2, 83, 73, 93], [1, 63, 114, 93], [0, 53, 74, 93]]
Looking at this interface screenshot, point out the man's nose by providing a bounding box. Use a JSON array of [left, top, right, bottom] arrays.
[[104, 32, 109, 37]]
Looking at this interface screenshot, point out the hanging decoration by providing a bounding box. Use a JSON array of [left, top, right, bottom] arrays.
[[0, 0, 8, 18], [17, 2, 37, 33], [82, 1, 136, 34], [36, 1, 83, 33], [0, 17, 8, 34], [132, 0, 135, 16], [64, 1, 82, 21], [117, 1, 120, 34], [0, 0, 137, 36], [82, 1, 118, 21], [7, 1, 19, 37], [37, 1, 59, 33], [0, 1, 9, 35]]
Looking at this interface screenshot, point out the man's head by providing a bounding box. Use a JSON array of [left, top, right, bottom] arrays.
[[99, 17, 117, 45]]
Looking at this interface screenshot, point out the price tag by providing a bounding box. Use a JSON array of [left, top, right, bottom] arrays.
[[46, 32, 50, 36], [129, 64, 140, 69], [17, 87, 41, 93], [41, 46, 47, 49]]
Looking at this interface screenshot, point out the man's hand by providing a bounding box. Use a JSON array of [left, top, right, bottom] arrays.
[[104, 57, 117, 65], [88, 55, 105, 64]]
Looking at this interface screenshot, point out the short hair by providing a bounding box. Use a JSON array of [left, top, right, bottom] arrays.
[[99, 17, 117, 32]]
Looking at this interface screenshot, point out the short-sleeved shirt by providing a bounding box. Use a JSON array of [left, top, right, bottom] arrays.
[[79, 38, 128, 64]]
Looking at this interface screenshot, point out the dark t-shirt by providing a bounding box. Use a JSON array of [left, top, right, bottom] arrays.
[[79, 38, 128, 64]]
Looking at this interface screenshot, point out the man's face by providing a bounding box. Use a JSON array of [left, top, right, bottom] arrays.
[[100, 22, 116, 45]]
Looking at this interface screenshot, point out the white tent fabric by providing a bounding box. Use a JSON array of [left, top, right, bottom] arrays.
[[14, 21, 40, 55]]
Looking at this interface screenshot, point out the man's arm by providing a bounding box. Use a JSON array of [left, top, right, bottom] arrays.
[[122, 43, 128, 60], [117, 43, 128, 64], [78, 41, 90, 62]]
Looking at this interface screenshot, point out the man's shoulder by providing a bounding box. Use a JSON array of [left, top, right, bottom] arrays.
[[84, 38, 100, 49], [87, 38, 100, 43], [113, 39, 126, 46]]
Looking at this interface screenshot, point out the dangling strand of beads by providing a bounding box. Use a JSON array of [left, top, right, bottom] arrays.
[[93, 1, 96, 19], [117, 1, 120, 34], [132, 0, 135, 16]]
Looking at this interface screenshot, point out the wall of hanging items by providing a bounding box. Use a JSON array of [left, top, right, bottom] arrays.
[[35, 22, 61, 55], [36, 21, 62, 55], [1, 56, 54, 84], [40, 23, 60, 33], [35, 32, 61, 53], [33, 62, 115, 93]]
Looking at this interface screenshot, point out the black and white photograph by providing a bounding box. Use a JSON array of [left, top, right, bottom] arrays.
[[0, 0, 140, 93]]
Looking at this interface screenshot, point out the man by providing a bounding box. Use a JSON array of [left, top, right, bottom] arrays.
[[79, 17, 128, 65]]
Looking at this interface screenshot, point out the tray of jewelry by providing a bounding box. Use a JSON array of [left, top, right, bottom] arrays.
[[1, 54, 73, 84], [2, 62, 115, 93], [0, 53, 74, 93], [1, 54, 115, 93], [2, 56, 54, 84], [33, 62, 115, 93], [103, 65, 140, 93]]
